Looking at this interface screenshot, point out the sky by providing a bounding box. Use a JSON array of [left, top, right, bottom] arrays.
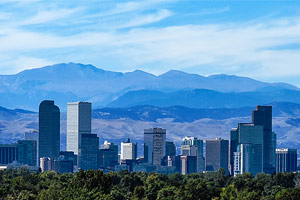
[[1, 0, 300, 85]]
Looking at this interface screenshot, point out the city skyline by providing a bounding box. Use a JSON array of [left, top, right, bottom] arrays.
[[0, 99, 298, 177]]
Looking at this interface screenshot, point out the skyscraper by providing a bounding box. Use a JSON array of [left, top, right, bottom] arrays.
[[231, 123, 264, 176], [121, 139, 137, 161], [229, 128, 238, 175], [182, 136, 204, 172], [99, 141, 119, 169], [67, 102, 91, 155], [166, 141, 176, 157], [252, 106, 276, 174], [25, 130, 39, 166], [39, 100, 60, 160], [17, 140, 37, 166], [181, 156, 197, 175], [78, 133, 99, 170], [276, 148, 297, 173], [144, 128, 166, 166], [205, 138, 229, 173]]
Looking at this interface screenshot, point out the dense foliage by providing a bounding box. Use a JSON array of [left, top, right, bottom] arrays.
[[1, 168, 300, 200]]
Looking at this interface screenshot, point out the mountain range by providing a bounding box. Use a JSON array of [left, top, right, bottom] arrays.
[[0, 63, 298, 110]]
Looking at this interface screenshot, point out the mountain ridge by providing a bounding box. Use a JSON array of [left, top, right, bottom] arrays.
[[0, 62, 298, 110]]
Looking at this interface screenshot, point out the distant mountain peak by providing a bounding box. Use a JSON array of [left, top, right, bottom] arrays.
[[125, 69, 156, 77], [159, 70, 204, 78]]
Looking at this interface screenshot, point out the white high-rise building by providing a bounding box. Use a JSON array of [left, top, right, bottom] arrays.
[[121, 139, 137, 161], [67, 102, 91, 155]]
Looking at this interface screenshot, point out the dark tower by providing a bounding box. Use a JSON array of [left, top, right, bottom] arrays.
[[252, 105, 275, 174], [39, 100, 60, 160]]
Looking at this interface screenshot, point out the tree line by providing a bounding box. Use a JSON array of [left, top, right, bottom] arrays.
[[0, 168, 300, 200]]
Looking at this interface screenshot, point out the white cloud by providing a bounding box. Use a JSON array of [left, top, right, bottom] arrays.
[[0, 12, 11, 20], [114, 9, 172, 29], [0, 0, 300, 84], [21, 8, 80, 25], [105, 0, 174, 16], [188, 6, 230, 16], [14, 56, 53, 71], [2, 16, 300, 79]]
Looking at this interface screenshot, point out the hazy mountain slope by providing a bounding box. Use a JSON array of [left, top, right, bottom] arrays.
[[0, 102, 300, 153], [108, 89, 300, 108], [0, 63, 298, 110]]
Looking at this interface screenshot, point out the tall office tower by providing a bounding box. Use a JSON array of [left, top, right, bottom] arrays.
[[17, 140, 37, 166], [252, 106, 275, 174], [78, 133, 99, 170], [121, 139, 137, 161], [99, 141, 118, 168], [181, 156, 197, 175], [229, 128, 238, 175], [231, 123, 264, 176], [205, 138, 229, 173], [166, 141, 176, 157], [67, 102, 91, 155], [182, 136, 204, 172], [39, 100, 60, 160], [144, 128, 166, 166], [276, 148, 297, 173]]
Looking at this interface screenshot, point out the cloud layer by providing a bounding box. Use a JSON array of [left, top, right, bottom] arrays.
[[0, 0, 300, 85]]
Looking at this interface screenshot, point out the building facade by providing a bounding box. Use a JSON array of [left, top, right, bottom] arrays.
[[17, 140, 37, 166], [144, 128, 166, 166], [40, 157, 52, 172], [166, 141, 176, 157], [231, 123, 264, 176], [67, 102, 91, 155], [181, 156, 197, 175], [205, 138, 229, 173], [78, 133, 99, 170], [182, 136, 204, 172], [0, 140, 37, 166], [99, 141, 118, 169], [276, 148, 297, 173], [252, 106, 276, 174], [121, 139, 137, 161], [39, 100, 60, 160]]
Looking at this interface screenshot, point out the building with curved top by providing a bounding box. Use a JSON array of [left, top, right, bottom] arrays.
[[39, 100, 60, 160]]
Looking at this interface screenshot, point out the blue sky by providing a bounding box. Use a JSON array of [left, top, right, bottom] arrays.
[[1, 0, 300, 85]]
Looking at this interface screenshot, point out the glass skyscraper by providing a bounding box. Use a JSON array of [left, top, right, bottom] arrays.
[[252, 105, 276, 174], [39, 100, 60, 160], [78, 133, 99, 170], [231, 123, 264, 176]]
